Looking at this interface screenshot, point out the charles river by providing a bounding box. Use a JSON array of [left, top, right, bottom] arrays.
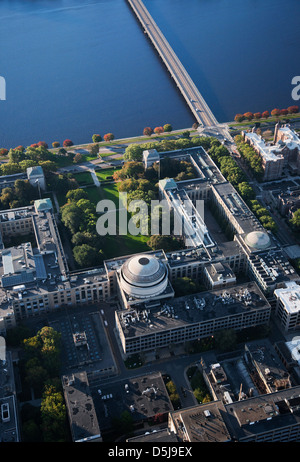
[[0, 0, 299, 148]]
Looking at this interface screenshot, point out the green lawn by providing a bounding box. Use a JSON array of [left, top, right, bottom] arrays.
[[95, 167, 121, 182], [73, 171, 94, 186], [101, 183, 120, 207]]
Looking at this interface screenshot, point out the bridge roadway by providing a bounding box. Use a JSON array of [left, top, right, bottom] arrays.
[[127, 0, 219, 128]]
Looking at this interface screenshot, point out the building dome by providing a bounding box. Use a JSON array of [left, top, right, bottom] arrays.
[[119, 254, 168, 299], [245, 230, 271, 250]]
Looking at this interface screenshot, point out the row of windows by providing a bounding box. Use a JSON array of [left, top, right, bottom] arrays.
[[124, 313, 270, 353]]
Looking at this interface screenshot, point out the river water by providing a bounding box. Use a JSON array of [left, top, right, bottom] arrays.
[[0, 0, 299, 148]]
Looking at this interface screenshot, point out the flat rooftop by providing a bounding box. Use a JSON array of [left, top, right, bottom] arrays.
[[63, 371, 101, 442], [127, 428, 178, 443], [170, 401, 231, 442], [212, 182, 263, 235], [225, 385, 300, 440], [117, 282, 270, 339], [248, 249, 299, 288], [94, 372, 173, 431], [274, 281, 300, 314]]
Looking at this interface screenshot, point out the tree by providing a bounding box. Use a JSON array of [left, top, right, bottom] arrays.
[[262, 111, 269, 118], [147, 235, 183, 252], [280, 109, 288, 116], [41, 385, 67, 442], [123, 144, 143, 162], [38, 160, 57, 173], [73, 152, 83, 163], [92, 134, 102, 143], [103, 133, 114, 142], [89, 143, 99, 157], [63, 139, 73, 147], [243, 112, 253, 121], [214, 328, 237, 352], [14, 179, 36, 203], [237, 182, 255, 202], [253, 112, 261, 119], [287, 105, 299, 114], [163, 123, 172, 132], [73, 244, 101, 268], [143, 127, 153, 136], [172, 277, 202, 297], [234, 114, 244, 122], [61, 203, 83, 234], [154, 126, 164, 135], [290, 209, 300, 230], [0, 148, 8, 156], [66, 188, 88, 202], [8, 148, 23, 163], [181, 130, 190, 139], [52, 142, 60, 148], [37, 141, 48, 149], [271, 108, 281, 117]]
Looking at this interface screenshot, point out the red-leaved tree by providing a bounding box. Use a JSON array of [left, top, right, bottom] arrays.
[[243, 112, 254, 121], [271, 108, 281, 117], [103, 133, 115, 142], [37, 141, 48, 149], [234, 114, 244, 122], [287, 105, 299, 114], [154, 126, 164, 135], [63, 139, 74, 147], [143, 127, 153, 136]]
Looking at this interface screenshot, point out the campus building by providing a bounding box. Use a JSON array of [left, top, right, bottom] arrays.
[[242, 124, 300, 181], [114, 281, 271, 355], [0, 165, 46, 193], [0, 145, 298, 346]]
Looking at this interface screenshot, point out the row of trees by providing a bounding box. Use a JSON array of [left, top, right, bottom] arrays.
[[60, 188, 104, 268], [123, 133, 199, 162], [208, 139, 277, 233], [234, 134, 264, 180], [143, 123, 172, 136], [234, 105, 299, 123], [19, 326, 68, 442]]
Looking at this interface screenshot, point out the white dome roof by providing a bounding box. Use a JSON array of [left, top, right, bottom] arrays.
[[119, 254, 168, 299], [127, 255, 160, 279], [245, 231, 271, 249]]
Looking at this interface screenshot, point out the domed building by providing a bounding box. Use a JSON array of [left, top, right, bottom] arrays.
[[244, 230, 271, 251], [119, 254, 169, 300]]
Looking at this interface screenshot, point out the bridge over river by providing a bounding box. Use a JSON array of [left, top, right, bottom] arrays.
[[127, 0, 223, 131]]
